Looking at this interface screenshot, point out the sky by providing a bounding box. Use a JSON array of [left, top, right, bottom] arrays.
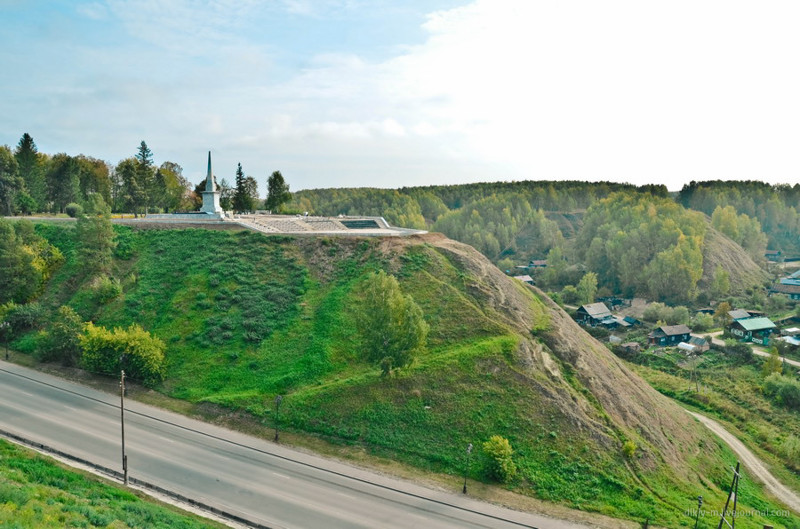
[[2, 1, 800, 194]]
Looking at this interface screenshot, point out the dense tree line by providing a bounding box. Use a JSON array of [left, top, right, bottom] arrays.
[[0, 134, 197, 216], [575, 193, 706, 304], [678, 180, 800, 254], [432, 193, 563, 259], [289, 188, 427, 229]]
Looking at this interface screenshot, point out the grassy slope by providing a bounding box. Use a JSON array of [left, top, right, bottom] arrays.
[[0, 439, 225, 529], [18, 223, 797, 528], [630, 350, 800, 493]]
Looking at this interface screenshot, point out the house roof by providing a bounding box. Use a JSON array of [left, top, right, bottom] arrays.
[[779, 336, 800, 346], [728, 309, 751, 320], [654, 324, 692, 336], [513, 275, 534, 283], [579, 302, 612, 318], [772, 283, 800, 294], [688, 336, 708, 346], [735, 317, 776, 331]]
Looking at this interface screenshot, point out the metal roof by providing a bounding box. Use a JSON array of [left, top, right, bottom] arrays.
[[579, 302, 612, 318], [727, 309, 751, 320], [735, 317, 776, 331]]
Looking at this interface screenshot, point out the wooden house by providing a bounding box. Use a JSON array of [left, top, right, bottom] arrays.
[[575, 303, 613, 326], [648, 325, 692, 346], [730, 317, 777, 346], [727, 309, 751, 321], [770, 283, 800, 300]]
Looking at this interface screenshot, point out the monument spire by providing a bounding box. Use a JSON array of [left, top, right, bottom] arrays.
[[200, 150, 223, 216], [204, 151, 215, 191]]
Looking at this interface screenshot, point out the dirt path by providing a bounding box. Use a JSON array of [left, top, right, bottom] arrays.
[[688, 411, 800, 513]]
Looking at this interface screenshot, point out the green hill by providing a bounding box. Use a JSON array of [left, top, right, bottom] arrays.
[[10, 223, 794, 528]]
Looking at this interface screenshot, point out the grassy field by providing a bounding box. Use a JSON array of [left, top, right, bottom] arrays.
[[8, 223, 799, 528], [0, 438, 226, 529]]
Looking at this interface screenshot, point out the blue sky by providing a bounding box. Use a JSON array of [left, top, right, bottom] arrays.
[[2, 1, 800, 194]]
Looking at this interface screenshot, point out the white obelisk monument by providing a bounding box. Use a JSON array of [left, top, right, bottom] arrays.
[[200, 151, 223, 216]]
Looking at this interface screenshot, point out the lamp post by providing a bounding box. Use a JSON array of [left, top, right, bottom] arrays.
[[274, 395, 283, 442], [0, 321, 9, 360], [693, 495, 703, 529], [120, 369, 128, 485], [462, 443, 473, 494]]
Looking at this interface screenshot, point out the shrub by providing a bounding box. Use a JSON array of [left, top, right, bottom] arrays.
[[722, 340, 755, 365], [38, 306, 84, 365], [764, 373, 800, 411], [65, 203, 83, 218], [80, 323, 166, 386], [5, 302, 46, 336], [482, 435, 517, 483], [92, 276, 122, 304], [622, 440, 637, 459], [781, 435, 800, 461]]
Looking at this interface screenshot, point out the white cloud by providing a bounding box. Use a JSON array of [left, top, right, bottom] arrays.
[[8, 0, 800, 191]]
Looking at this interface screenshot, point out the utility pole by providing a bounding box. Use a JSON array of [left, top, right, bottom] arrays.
[[462, 443, 473, 494], [120, 370, 128, 485], [0, 321, 9, 361], [274, 395, 283, 442], [717, 462, 740, 529]]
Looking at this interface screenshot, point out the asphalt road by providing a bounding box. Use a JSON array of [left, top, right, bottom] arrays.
[[0, 361, 589, 529]]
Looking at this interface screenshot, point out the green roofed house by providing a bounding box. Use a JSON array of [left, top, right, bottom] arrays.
[[730, 317, 777, 346]]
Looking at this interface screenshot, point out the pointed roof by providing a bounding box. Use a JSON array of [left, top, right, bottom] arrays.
[[578, 302, 612, 318], [734, 317, 776, 332], [651, 324, 692, 337], [204, 151, 215, 192]]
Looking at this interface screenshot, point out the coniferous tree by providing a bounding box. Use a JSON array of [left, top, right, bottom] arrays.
[[232, 163, 247, 213], [14, 133, 45, 211], [76, 194, 116, 277], [115, 158, 144, 216], [135, 141, 155, 213], [0, 146, 21, 215]]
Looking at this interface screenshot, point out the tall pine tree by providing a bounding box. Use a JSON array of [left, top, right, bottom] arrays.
[[135, 141, 155, 213], [14, 133, 45, 210], [232, 163, 251, 213]]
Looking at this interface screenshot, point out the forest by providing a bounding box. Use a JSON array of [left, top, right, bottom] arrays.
[[2, 131, 797, 306]]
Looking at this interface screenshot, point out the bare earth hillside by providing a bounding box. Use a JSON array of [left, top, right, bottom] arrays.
[[419, 234, 707, 471], [700, 226, 769, 294]]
